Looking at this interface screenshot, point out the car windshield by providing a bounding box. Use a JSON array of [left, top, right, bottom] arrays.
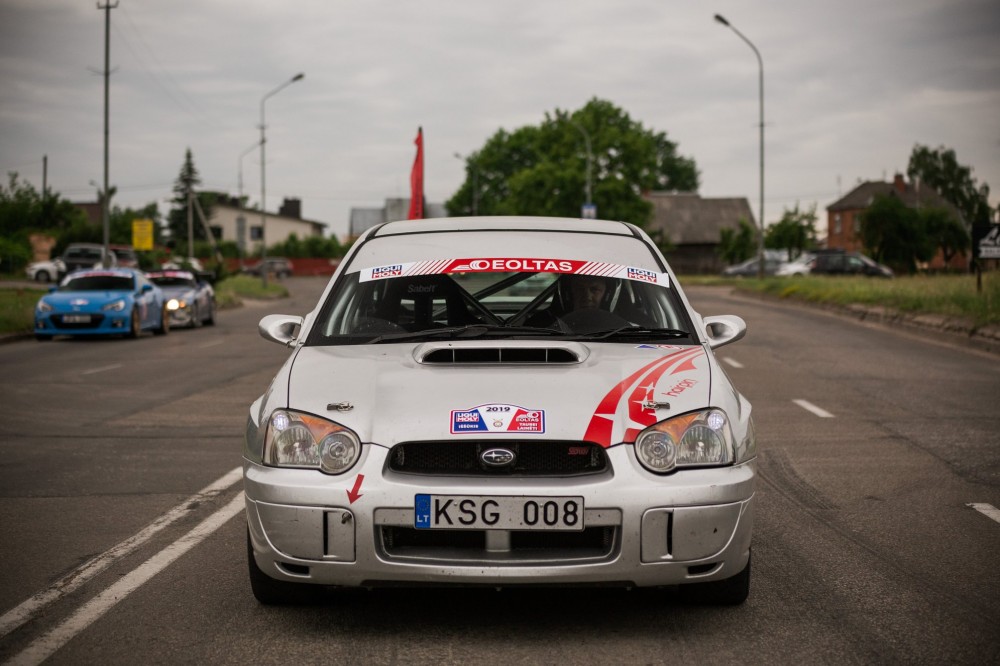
[[149, 275, 196, 288], [61, 274, 134, 292], [307, 264, 692, 346]]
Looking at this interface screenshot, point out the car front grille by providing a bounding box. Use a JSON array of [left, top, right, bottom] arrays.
[[52, 314, 105, 329], [387, 441, 608, 476], [378, 525, 618, 564]]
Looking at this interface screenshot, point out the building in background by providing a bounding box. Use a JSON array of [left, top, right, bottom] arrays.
[[643, 192, 755, 274], [826, 174, 966, 270], [349, 197, 447, 239], [208, 196, 326, 255]]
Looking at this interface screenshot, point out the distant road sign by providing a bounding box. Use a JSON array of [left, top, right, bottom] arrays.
[[581, 203, 597, 219], [979, 226, 1000, 259], [132, 218, 154, 251]]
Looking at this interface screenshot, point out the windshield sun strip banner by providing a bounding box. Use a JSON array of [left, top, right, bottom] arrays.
[[357, 258, 669, 287]]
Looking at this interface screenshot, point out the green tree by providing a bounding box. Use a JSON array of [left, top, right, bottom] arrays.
[[0, 172, 87, 239], [907, 144, 991, 267], [859, 194, 935, 273], [447, 98, 699, 228], [167, 149, 215, 251], [764, 203, 818, 260], [718, 218, 757, 265], [920, 207, 969, 269]]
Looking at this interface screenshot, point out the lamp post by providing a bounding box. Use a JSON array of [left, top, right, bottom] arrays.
[[237, 141, 259, 271], [567, 119, 594, 218], [715, 13, 765, 278], [259, 72, 304, 287], [453, 152, 478, 216]]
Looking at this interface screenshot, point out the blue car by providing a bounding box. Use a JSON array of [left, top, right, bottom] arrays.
[[34, 268, 170, 341]]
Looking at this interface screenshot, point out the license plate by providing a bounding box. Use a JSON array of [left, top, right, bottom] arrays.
[[62, 315, 91, 323], [414, 494, 584, 531]]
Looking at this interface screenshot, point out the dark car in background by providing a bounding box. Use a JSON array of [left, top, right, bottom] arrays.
[[243, 257, 294, 278], [809, 251, 893, 278], [109, 244, 139, 268], [59, 243, 117, 276]]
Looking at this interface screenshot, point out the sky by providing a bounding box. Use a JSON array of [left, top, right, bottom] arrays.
[[1, 0, 998, 242]]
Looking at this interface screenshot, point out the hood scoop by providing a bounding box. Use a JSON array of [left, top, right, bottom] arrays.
[[414, 341, 588, 365]]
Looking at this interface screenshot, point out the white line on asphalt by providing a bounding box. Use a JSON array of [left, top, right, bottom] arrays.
[[967, 503, 1000, 525], [9, 492, 246, 666], [199, 339, 224, 349], [81, 363, 122, 375], [721, 357, 744, 369], [0, 466, 242, 639], [793, 399, 834, 418]]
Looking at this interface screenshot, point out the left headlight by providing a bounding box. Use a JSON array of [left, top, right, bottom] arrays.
[[166, 298, 184, 311], [264, 409, 361, 474], [102, 299, 126, 312], [37, 300, 53, 313], [634, 408, 736, 474]]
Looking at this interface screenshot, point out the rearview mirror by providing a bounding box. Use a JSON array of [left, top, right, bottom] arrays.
[[258, 314, 303, 348], [703, 315, 747, 350]]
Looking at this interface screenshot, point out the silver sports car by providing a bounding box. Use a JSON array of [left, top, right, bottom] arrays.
[[244, 217, 756, 604]]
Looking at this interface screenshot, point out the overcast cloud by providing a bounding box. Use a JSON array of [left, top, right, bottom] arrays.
[[1, 0, 998, 240]]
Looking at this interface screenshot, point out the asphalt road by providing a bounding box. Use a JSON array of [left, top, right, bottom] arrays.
[[0, 278, 997, 665]]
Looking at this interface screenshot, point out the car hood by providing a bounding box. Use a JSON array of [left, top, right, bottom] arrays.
[[279, 342, 717, 447], [41, 291, 133, 311]]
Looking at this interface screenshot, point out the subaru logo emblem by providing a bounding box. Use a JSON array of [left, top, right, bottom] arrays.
[[481, 448, 516, 467]]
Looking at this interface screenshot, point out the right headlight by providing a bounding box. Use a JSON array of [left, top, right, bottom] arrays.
[[635, 408, 744, 474], [264, 409, 361, 474]]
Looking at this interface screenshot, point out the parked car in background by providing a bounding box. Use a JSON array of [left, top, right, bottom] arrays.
[[25, 258, 66, 283], [58, 243, 118, 277], [721, 256, 784, 277], [161, 256, 204, 272], [809, 251, 893, 278], [245, 216, 756, 605], [34, 267, 169, 340], [146, 270, 216, 328], [775, 253, 814, 277], [109, 244, 139, 268], [243, 257, 294, 278]]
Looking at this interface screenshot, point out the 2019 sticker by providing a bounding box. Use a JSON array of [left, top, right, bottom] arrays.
[[450, 404, 545, 434]]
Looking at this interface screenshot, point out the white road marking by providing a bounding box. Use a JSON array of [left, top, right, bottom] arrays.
[[81, 363, 122, 375], [721, 357, 744, 369], [9, 492, 246, 666], [967, 503, 1000, 524], [199, 339, 224, 349], [0, 467, 242, 639], [793, 399, 834, 418]]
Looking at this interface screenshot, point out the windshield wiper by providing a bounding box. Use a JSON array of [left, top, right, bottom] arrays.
[[369, 324, 564, 344], [572, 326, 690, 341]]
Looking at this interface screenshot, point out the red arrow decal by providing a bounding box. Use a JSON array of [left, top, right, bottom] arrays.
[[347, 474, 365, 504]]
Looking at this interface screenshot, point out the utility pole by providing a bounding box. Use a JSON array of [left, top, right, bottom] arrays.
[[98, 1, 118, 267]]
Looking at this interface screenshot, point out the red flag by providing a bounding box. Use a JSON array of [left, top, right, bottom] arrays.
[[407, 127, 424, 220]]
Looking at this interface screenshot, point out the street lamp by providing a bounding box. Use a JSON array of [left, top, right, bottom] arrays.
[[237, 141, 260, 270], [715, 13, 765, 278], [259, 72, 304, 287], [567, 119, 594, 218], [453, 152, 478, 216]]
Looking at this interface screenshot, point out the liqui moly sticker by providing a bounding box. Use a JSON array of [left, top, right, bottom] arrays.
[[450, 404, 546, 434], [358, 258, 669, 287]]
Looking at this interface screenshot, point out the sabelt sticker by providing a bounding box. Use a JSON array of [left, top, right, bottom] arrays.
[[450, 404, 545, 434], [358, 257, 669, 287]]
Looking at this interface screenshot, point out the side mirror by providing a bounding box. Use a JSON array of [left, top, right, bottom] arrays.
[[259, 314, 303, 348], [703, 315, 747, 350], [141, 284, 154, 293]]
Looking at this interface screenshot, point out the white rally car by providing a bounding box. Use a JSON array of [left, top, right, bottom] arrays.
[[244, 217, 756, 604]]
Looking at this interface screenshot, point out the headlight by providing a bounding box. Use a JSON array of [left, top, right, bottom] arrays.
[[166, 298, 185, 311], [37, 300, 53, 313], [264, 409, 360, 474], [102, 299, 126, 312], [634, 409, 734, 473]]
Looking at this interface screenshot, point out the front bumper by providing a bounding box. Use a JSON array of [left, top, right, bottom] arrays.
[[35, 311, 131, 336], [245, 445, 755, 589]]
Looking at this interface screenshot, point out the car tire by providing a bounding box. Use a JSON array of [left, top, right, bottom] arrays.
[[191, 304, 202, 328], [154, 305, 170, 335], [204, 299, 216, 326], [246, 530, 319, 605], [678, 551, 751, 606], [127, 307, 141, 339], [35, 270, 51, 283]]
